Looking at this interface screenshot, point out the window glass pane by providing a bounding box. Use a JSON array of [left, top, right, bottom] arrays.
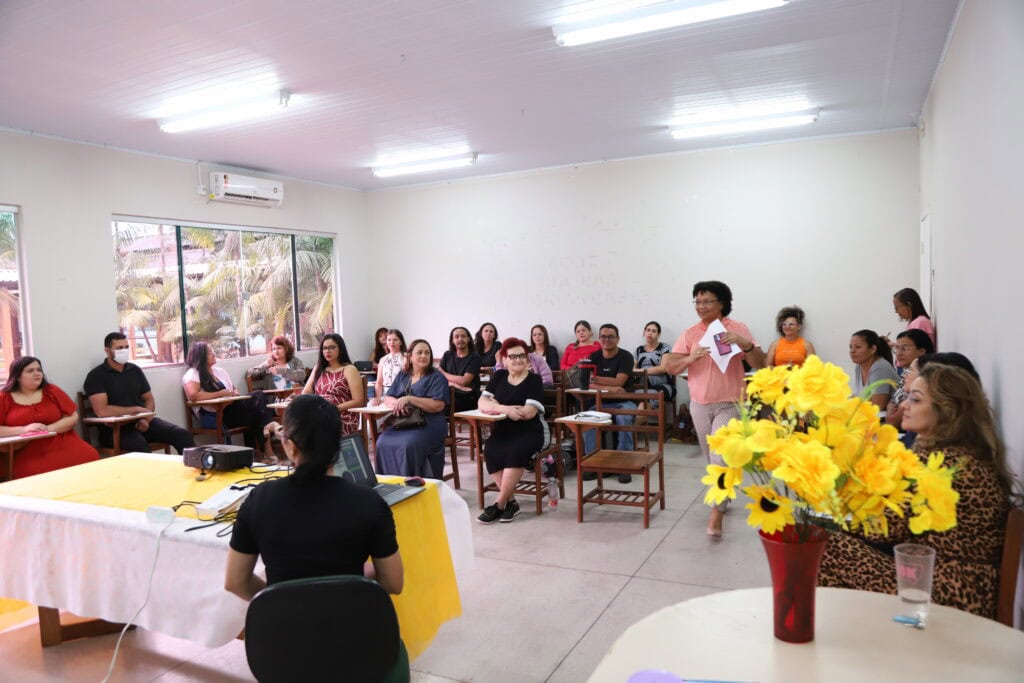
[[181, 226, 242, 358], [112, 221, 183, 366], [240, 232, 294, 356], [295, 235, 335, 349], [0, 211, 26, 380]]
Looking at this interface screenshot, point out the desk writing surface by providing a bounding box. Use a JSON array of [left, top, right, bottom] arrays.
[[81, 411, 155, 424], [0, 431, 57, 445], [0, 453, 465, 657]]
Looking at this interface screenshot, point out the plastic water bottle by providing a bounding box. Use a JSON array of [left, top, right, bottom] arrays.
[[547, 477, 559, 507]]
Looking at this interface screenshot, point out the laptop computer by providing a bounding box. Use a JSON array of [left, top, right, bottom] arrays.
[[330, 433, 424, 506]]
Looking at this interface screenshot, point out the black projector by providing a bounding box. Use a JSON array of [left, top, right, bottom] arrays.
[[183, 444, 254, 472]]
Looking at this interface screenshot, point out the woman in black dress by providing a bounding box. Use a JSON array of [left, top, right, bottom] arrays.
[[476, 338, 545, 524]]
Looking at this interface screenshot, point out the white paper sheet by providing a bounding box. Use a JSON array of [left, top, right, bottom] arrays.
[[698, 319, 740, 374]]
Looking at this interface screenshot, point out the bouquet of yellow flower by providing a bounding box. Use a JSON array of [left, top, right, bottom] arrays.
[[701, 356, 959, 539]]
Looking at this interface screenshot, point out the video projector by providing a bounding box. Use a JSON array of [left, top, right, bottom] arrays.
[[183, 444, 254, 472]]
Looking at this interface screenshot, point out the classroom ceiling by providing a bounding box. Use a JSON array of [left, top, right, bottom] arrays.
[[0, 0, 959, 190]]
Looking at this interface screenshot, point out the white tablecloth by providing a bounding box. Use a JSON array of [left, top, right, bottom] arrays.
[[0, 454, 473, 647]]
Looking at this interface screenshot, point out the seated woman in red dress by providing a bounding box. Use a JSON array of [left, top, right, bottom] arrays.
[[0, 356, 99, 478]]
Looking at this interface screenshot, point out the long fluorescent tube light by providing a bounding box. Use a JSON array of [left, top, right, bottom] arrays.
[[670, 111, 819, 140], [160, 90, 291, 133], [372, 153, 478, 178], [554, 0, 787, 47]]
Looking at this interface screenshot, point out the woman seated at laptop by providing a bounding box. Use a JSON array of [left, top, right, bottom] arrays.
[[225, 394, 403, 600], [375, 339, 449, 479]]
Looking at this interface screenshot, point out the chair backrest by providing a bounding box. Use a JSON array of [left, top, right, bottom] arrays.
[[593, 389, 665, 452], [997, 506, 1024, 627], [77, 391, 95, 442], [245, 575, 404, 683], [354, 360, 373, 372]]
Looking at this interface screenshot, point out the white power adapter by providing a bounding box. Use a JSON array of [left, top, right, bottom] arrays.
[[146, 506, 175, 524]]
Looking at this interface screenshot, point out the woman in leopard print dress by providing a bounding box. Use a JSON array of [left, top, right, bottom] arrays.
[[819, 364, 1019, 619]]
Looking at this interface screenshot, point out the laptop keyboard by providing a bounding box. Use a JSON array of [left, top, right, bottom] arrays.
[[375, 483, 404, 497]]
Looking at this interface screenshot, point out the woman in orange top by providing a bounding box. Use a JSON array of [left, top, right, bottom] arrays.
[[766, 306, 816, 367]]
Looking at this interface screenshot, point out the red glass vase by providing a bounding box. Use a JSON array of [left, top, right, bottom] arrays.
[[759, 525, 830, 643]]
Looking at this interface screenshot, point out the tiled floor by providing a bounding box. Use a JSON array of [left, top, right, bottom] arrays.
[[0, 442, 771, 682]]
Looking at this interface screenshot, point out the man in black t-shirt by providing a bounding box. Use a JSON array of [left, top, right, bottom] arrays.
[[83, 332, 193, 454], [583, 324, 637, 482]]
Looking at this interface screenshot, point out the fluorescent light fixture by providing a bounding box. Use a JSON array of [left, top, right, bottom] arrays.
[[372, 153, 478, 178], [670, 110, 819, 140], [159, 90, 291, 133], [554, 0, 788, 47]]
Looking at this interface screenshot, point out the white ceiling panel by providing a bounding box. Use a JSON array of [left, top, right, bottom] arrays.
[[0, 0, 959, 188]]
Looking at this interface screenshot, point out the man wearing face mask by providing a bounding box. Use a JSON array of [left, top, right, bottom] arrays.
[[83, 332, 194, 454]]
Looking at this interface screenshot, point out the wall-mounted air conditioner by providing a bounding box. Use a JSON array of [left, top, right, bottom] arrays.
[[208, 172, 284, 207]]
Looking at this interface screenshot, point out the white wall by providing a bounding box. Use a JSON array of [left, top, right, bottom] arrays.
[[366, 130, 920, 376], [918, 0, 1024, 623], [0, 131, 368, 428]]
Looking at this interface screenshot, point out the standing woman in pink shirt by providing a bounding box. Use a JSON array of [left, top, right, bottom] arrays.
[[892, 288, 936, 352], [664, 281, 765, 538]]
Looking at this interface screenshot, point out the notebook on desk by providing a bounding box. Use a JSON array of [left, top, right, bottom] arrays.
[[330, 433, 424, 506]]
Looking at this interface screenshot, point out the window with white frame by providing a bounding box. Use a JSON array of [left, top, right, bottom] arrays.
[[0, 207, 27, 380], [112, 219, 335, 366]]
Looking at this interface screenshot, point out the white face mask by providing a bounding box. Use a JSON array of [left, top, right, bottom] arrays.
[[113, 348, 131, 365]]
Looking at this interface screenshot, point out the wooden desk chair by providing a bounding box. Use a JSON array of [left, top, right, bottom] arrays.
[[577, 389, 666, 528], [442, 386, 468, 489], [475, 386, 565, 515], [243, 373, 301, 401], [77, 392, 170, 456], [183, 392, 249, 445], [997, 506, 1024, 627], [245, 575, 409, 683]]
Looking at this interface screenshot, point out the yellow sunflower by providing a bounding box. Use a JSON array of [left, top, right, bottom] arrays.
[[743, 485, 795, 534], [701, 465, 743, 505]]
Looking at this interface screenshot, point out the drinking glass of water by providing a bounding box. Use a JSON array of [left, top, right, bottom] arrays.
[[894, 543, 936, 626]]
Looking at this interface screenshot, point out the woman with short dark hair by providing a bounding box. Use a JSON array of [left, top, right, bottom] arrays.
[[820, 365, 1020, 618], [376, 339, 450, 478], [225, 394, 404, 600], [0, 356, 98, 478], [664, 281, 765, 538], [246, 335, 305, 391]]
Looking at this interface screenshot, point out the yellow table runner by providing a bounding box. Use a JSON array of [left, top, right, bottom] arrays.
[[0, 455, 461, 659]]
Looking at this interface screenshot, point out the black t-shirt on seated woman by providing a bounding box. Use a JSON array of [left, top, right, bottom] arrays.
[[229, 475, 398, 585]]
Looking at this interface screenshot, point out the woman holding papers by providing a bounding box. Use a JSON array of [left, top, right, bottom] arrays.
[[664, 281, 765, 538], [0, 356, 98, 478], [476, 338, 546, 525]]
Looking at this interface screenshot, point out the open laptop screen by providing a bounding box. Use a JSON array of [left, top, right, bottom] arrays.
[[331, 433, 378, 487]]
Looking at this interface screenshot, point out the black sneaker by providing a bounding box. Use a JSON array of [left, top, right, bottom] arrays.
[[582, 471, 598, 481], [618, 473, 632, 484], [499, 499, 521, 523], [477, 504, 501, 524]]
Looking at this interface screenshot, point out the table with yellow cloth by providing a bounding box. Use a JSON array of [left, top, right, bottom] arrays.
[[0, 453, 469, 659]]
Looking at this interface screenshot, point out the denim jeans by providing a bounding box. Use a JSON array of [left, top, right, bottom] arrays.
[[583, 400, 636, 454]]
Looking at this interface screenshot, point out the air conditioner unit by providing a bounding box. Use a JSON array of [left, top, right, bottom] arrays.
[[208, 172, 284, 207]]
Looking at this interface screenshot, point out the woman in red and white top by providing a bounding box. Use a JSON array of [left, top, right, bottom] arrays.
[[302, 333, 365, 435]]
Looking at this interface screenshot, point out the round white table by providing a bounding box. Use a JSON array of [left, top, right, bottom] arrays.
[[588, 587, 1024, 682]]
